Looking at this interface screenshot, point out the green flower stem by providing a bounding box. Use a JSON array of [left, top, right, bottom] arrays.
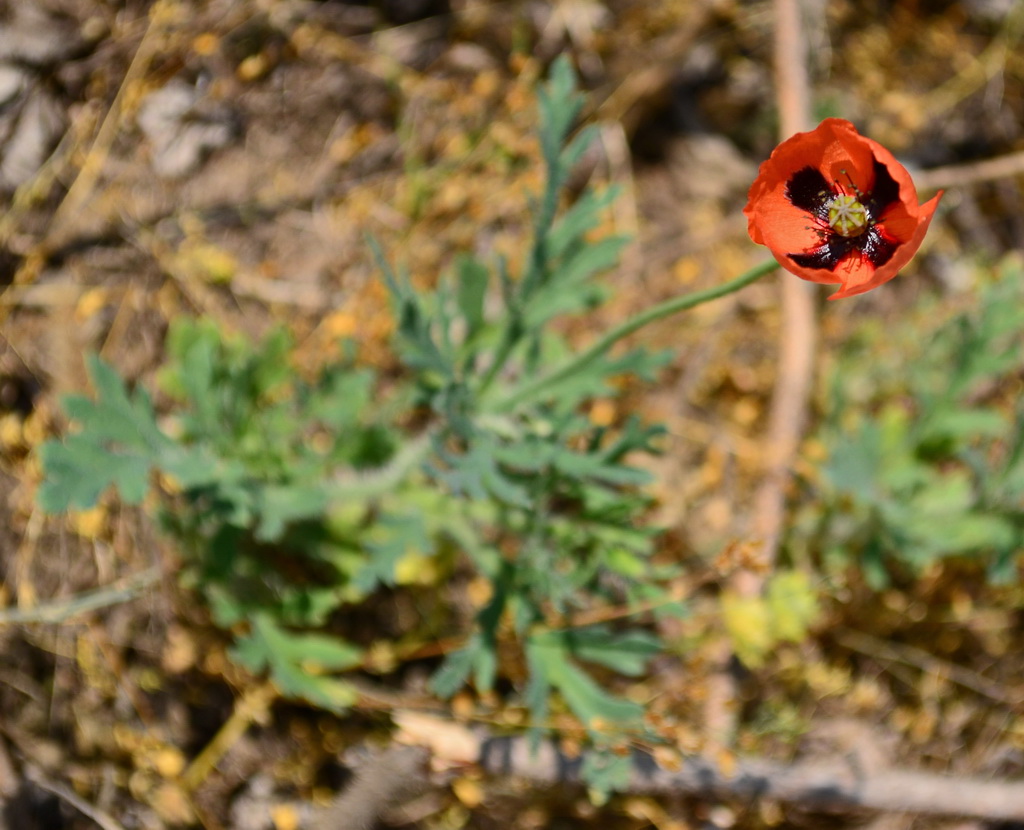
[[488, 259, 779, 413]]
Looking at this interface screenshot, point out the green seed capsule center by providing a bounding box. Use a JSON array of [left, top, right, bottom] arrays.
[[827, 194, 869, 237]]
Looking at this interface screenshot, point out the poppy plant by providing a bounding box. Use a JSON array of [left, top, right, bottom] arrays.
[[744, 118, 942, 299]]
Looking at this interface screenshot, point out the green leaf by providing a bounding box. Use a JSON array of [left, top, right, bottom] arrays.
[[522, 237, 627, 329], [38, 355, 177, 512], [919, 406, 1008, 448], [548, 656, 644, 729], [537, 55, 583, 170], [561, 627, 661, 677], [559, 125, 601, 178], [290, 632, 363, 672], [523, 637, 552, 727], [861, 536, 890, 589], [551, 448, 652, 487], [526, 633, 644, 730], [377, 245, 454, 383], [431, 635, 483, 698], [456, 255, 489, 337], [357, 510, 432, 590], [604, 548, 648, 579], [231, 614, 361, 712], [905, 512, 1017, 555], [765, 570, 819, 644], [309, 368, 375, 427], [544, 186, 616, 261], [254, 484, 331, 541], [822, 425, 883, 502], [38, 436, 152, 511], [908, 471, 973, 516], [581, 750, 633, 801], [435, 438, 531, 508]]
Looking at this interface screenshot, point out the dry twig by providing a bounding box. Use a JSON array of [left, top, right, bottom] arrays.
[[309, 746, 430, 830], [744, 0, 818, 592], [836, 629, 1020, 710], [914, 150, 1024, 192], [478, 737, 1024, 822], [180, 682, 279, 793], [0, 568, 161, 626], [23, 766, 127, 830], [705, 0, 820, 753]]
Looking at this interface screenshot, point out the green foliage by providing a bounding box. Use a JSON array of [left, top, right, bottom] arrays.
[[38, 354, 219, 511], [42, 320, 418, 710], [792, 258, 1024, 586], [721, 569, 820, 667], [232, 614, 361, 711], [377, 54, 673, 758], [38, 56, 674, 781], [524, 627, 657, 732]]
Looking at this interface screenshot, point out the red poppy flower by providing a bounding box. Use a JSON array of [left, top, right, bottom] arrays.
[[744, 118, 943, 299]]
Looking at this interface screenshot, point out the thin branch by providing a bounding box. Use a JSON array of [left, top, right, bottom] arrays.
[[773, 0, 812, 136], [309, 747, 430, 830], [180, 682, 278, 793], [914, 150, 1024, 192], [24, 766, 127, 830], [740, 272, 816, 593], [0, 0, 170, 339], [0, 736, 18, 799], [710, 0, 820, 755], [42, 1, 170, 255], [743, 0, 818, 588], [0, 568, 161, 625], [478, 737, 1024, 822], [835, 629, 1019, 709], [703, 0, 822, 767]]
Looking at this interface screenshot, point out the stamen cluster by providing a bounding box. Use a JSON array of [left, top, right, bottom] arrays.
[[826, 193, 869, 238]]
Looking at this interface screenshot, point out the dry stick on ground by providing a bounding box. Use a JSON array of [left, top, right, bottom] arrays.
[[21, 766, 127, 830], [0, 568, 161, 625], [835, 629, 1021, 710], [309, 746, 431, 830], [180, 682, 279, 794], [0, 736, 18, 802], [914, 150, 1024, 192], [704, 0, 819, 750], [476, 737, 1024, 822], [743, 0, 817, 594], [304, 727, 1024, 827]]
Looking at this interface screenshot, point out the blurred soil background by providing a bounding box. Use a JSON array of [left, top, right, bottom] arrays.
[[1, 0, 1024, 828]]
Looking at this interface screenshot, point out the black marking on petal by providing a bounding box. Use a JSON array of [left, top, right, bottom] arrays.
[[789, 235, 858, 271], [790, 245, 842, 271], [790, 225, 899, 273], [785, 167, 834, 219], [866, 159, 901, 216], [861, 226, 898, 267]]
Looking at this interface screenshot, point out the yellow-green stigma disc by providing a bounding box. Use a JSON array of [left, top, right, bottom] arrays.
[[827, 194, 869, 237]]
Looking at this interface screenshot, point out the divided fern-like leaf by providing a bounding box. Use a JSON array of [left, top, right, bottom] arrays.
[[231, 614, 361, 712], [39, 355, 177, 511]]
